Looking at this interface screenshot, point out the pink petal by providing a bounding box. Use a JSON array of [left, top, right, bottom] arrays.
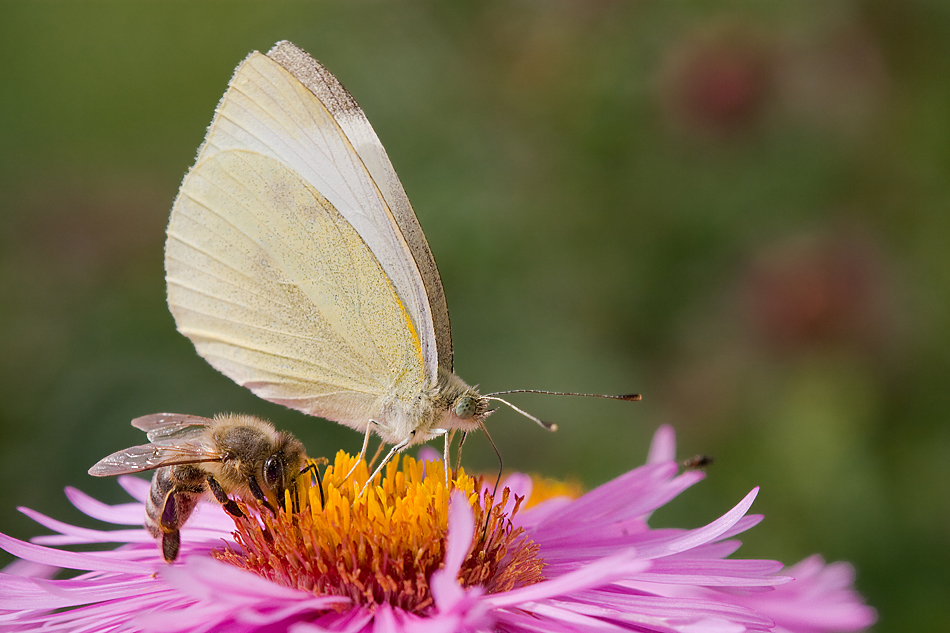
[[717, 514, 764, 540], [1, 592, 188, 632], [484, 549, 651, 608], [1, 574, 161, 610], [516, 600, 636, 631], [290, 608, 373, 633], [640, 558, 788, 586], [174, 503, 236, 531], [372, 603, 402, 633], [680, 618, 748, 633], [64, 486, 145, 525], [429, 491, 475, 612], [233, 598, 354, 627], [739, 556, 877, 632], [513, 496, 574, 529], [532, 464, 704, 542], [417, 446, 441, 465], [556, 591, 775, 630], [0, 533, 150, 574], [476, 475, 531, 525], [493, 608, 620, 633], [666, 540, 742, 561], [499, 472, 532, 502], [160, 556, 318, 604], [1, 558, 59, 579], [648, 425, 678, 464], [117, 475, 151, 502], [442, 491, 474, 578], [634, 488, 760, 559], [19, 507, 153, 544]]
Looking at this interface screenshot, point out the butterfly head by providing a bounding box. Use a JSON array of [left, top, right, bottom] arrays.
[[436, 368, 491, 433], [450, 390, 491, 430]]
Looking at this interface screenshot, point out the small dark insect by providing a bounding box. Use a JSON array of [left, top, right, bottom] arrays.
[[683, 454, 714, 470]]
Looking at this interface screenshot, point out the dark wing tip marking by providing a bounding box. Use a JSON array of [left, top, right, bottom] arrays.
[[265, 41, 362, 118]]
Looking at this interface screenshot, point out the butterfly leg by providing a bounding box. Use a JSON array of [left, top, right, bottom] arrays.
[[360, 437, 410, 497], [443, 429, 455, 484], [206, 475, 245, 519], [455, 432, 469, 477], [344, 422, 375, 483], [366, 439, 387, 471]]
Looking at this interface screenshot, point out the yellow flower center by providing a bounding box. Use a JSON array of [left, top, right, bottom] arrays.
[[213, 452, 546, 614]]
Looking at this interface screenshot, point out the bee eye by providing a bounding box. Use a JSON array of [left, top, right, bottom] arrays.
[[455, 396, 476, 420], [263, 455, 283, 490]]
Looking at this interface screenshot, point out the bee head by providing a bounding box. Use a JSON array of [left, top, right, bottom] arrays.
[[263, 431, 307, 503]]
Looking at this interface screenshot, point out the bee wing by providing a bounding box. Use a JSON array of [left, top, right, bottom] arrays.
[[131, 413, 214, 443], [88, 440, 221, 477]]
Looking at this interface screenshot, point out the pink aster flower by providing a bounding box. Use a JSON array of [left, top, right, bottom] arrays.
[[0, 426, 875, 633]]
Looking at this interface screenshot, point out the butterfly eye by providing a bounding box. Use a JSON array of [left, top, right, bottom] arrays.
[[455, 396, 477, 420]]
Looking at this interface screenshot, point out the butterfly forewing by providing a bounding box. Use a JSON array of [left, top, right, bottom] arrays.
[[266, 41, 453, 372]]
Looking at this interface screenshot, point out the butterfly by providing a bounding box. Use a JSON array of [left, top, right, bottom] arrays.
[[166, 41, 638, 481], [165, 41, 536, 479]]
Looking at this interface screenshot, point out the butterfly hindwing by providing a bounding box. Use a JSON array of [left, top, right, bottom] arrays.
[[167, 149, 427, 429], [177, 48, 441, 380]]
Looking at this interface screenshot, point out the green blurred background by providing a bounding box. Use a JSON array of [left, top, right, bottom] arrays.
[[1, 1, 947, 630]]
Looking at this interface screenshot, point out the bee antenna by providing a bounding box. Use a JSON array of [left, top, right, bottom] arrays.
[[485, 396, 558, 432], [486, 389, 642, 402]]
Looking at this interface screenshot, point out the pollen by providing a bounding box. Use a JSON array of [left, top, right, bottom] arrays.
[[213, 452, 546, 614]]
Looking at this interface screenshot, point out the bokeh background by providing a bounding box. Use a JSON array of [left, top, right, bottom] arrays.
[[1, 2, 947, 630]]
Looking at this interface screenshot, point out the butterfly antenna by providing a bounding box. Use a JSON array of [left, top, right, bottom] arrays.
[[487, 389, 642, 402], [485, 396, 558, 431]]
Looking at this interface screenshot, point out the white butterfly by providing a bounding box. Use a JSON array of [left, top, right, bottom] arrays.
[[166, 41, 535, 476]]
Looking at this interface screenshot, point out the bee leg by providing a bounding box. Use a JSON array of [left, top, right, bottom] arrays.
[[157, 486, 198, 563], [156, 490, 181, 562], [289, 480, 299, 514], [247, 476, 276, 515], [161, 531, 181, 563], [206, 475, 244, 519]]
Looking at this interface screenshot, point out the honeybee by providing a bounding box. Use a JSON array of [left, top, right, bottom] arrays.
[[89, 413, 309, 562]]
